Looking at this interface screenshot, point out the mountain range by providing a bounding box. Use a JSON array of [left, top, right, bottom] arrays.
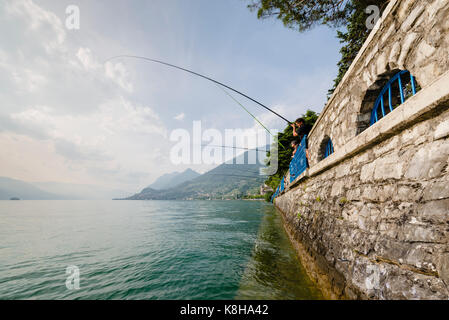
[[123, 150, 267, 200], [0, 177, 63, 200], [146, 168, 200, 190], [0, 177, 130, 200], [0, 149, 268, 201]]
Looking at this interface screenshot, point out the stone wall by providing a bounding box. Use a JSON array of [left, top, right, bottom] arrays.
[[275, 0, 449, 300], [308, 0, 449, 166]]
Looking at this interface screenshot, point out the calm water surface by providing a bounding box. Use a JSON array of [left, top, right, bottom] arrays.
[[0, 200, 322, 299]]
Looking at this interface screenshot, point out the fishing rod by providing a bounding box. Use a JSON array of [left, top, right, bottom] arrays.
[[207, 173, 268, 178], [104, 55, 292, 124], [200, 144, 269, 153]]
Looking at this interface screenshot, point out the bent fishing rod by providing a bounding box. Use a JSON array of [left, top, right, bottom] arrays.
[[200, 144, 269, 153], [104, 55, 292, 124]]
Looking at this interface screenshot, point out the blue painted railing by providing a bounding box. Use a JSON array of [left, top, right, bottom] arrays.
[[370, 70, 419, 126], [271, 186, 280, 202], [324, 138, 334, 159], [272, 136, 308, 203], [289, 135, 308, 183]]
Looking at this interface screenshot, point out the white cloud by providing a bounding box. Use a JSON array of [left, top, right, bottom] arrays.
[[5, 0, 66, 54], [11, 68, 47, 92], [98, 98, 167, 137], [76, 47, 101, 71], [10, 98, 167, 146], [0, 0, 154, 190], [105, 61, 134, 93], [174, 113, 185, 121], [4, 97, 169, 189]]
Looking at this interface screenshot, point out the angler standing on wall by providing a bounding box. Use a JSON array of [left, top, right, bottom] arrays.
[[291, 118, 311, 161]]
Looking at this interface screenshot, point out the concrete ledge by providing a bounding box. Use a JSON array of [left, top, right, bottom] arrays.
[[307, 69, 449, 178]]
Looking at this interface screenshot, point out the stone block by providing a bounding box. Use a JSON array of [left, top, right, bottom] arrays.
[[398, 32, 419, 68], [335, 164, 351, 178], [427, 0, 449, 21], [404, 244, 438, 273], [392, 185, 423, 202], [423, 182, 449, 201], [434, 119, 449, 140], [373, 154, 405, 181], [360, 162, 375, 182], [374, 136, 400, 157], [405, 140, 449, 179], [388, 42, 401, 68], [437, 253, 449, 286], [401, 120, 429, 146], [417, 199, 449, 224], [362, 185, 378, 202], [401, 6, 425, 32], [415, 40, 437, 65], [399, 223, 445, 243], [379, 185, 396, 202], [331, 180, 345, 197]]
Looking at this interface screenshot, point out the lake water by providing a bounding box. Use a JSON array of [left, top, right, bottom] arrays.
[[0, 200, 322, 300]]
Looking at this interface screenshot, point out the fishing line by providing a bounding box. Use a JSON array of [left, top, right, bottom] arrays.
[[213, 87, 286, 150], [217, 87, 274, 137], [207, 173, 268, 178], [200, 144, 269, 153], [104, 55, 292, 123]]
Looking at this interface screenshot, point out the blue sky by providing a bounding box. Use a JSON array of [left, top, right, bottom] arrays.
[[0, 0, 341, 192]]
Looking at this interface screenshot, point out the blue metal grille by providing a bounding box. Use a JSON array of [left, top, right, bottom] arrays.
[[272, 136, 308, 202], [289, 135, 308, 183], [324, 138, 334, 159], [370, 70, 419, 126]]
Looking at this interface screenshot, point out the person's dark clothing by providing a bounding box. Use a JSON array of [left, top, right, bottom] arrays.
[[292, 124, 311, 147]]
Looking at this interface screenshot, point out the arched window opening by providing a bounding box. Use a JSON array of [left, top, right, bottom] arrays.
[[324, 138, 334, 159], [357, 70, 422, 135], [319, 136, 334, 161], [370, 70, 421, 126]]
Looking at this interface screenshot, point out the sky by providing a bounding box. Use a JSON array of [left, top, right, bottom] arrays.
[[0, 0, 342, 193]]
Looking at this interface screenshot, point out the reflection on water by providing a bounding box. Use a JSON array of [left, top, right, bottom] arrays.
[[236, 206, 323, 300]]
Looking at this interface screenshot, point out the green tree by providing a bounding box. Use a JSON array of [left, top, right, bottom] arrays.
[[329, 0, 388, 96], [247, 0, 389, 95], [247, 0, 353, 31]]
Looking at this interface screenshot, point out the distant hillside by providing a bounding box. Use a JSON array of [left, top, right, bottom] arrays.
[[147, 168, 200, 190], [32, 182, 131, 200], [124, 151, 267, 200], [0, 177, 63, 200]]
